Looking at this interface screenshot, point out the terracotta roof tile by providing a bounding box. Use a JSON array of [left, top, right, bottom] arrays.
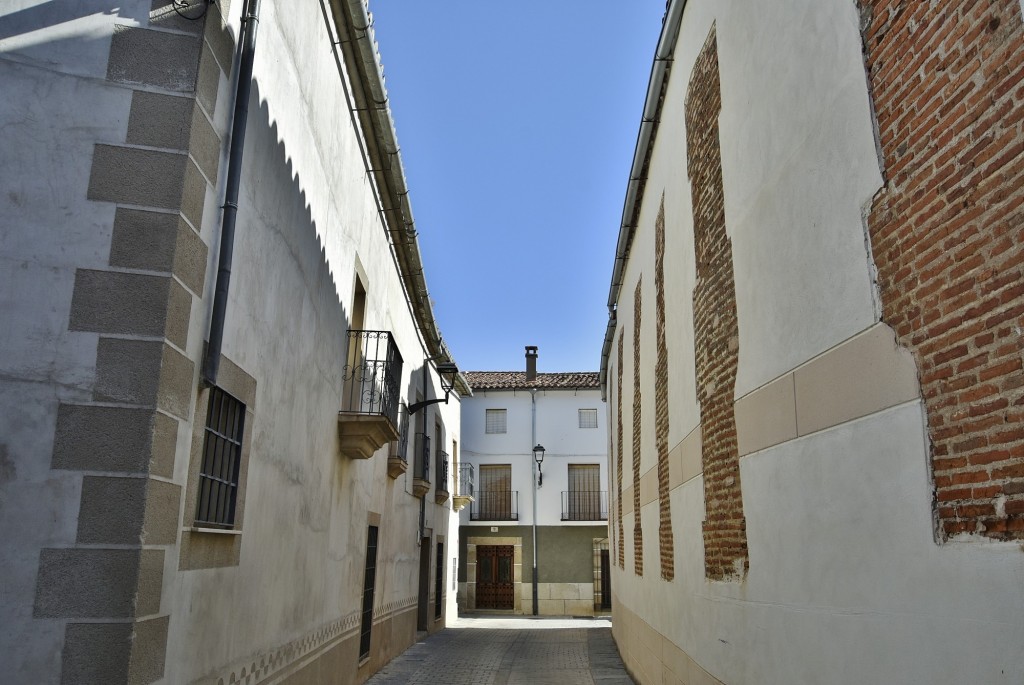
[[463, 371, 600, 390]]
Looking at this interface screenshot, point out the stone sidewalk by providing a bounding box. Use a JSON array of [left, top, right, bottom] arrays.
[[365, 615, 635, 685]]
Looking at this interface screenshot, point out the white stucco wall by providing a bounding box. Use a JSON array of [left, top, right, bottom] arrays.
[[1, 1, 462, 681], [607, 1, 1024, 683], [0, 3, 154, 679], [461, 388, 609, 526], [160, 2, 462, 680]]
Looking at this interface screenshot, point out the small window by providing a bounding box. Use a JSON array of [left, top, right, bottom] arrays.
[[360, 525, 379, 660], [485, 408, 507, 434], [195, 387, 246, 528], [578, 408, 598, 429]]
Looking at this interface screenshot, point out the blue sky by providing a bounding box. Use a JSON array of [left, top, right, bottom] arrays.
[[369, 2, 667, 373]]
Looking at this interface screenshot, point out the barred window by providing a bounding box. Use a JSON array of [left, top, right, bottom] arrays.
[[578, 408, 598, 429], [195, 387, 246, 528], [360, 525, 379, 660], [485, 408, 507, 434]]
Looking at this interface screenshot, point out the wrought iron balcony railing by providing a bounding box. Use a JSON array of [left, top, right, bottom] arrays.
[[413, 432, 431, 482], [470, 490, 518, 521], [457, 463, 475, 499], [561, 491, 608, 521], [341, 330, 403, 428], [436, 450, 449, 492]]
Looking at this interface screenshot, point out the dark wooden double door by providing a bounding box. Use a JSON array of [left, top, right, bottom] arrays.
[[476, 545, 514, 610]]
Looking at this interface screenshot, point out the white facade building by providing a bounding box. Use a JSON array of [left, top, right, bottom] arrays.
[[601, 1, 1024, 684], [0, 1, 464, 683], [457, 348, 611, 616]]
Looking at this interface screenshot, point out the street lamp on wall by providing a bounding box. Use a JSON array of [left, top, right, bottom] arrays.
[[408, 362, 460, 415], [533, 444, 545, 488]]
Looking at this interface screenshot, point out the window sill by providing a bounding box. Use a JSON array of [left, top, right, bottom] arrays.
[[190, 526, 242, 536]]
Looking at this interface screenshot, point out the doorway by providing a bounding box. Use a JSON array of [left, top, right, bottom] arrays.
[[417, 533, 431, 630], [476, 545, 514, 610]]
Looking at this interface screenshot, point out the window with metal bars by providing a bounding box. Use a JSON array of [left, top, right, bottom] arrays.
[[360, 525, 379, 660], [195, 386, 246, 528], [485, 408, 507, 434], [578, 408, 598, 429]]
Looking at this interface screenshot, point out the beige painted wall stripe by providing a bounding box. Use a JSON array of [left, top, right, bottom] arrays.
[[736, 323, 920, 456]]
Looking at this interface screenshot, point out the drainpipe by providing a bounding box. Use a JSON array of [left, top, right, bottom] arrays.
[[598, 0, 687, 398], [203, 0, 262, 386], [531, 387, 538, 616]]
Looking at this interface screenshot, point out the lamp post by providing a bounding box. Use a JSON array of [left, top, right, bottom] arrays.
[[531, 443, 545, 616], [408, 361, 459, 415]]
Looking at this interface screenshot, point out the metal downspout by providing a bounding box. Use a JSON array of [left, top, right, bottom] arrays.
[[531, 387, 538, 616], [203, 0, 262, 386], [598, 0, 686, 398]]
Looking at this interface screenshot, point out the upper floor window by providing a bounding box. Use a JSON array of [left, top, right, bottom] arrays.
[[578, 408, 598, 429], [485, 408, 507, 434]]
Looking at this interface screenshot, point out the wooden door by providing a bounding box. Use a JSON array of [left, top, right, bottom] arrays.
[[600, 549, 612, 609], [476, 545, 514, 610]]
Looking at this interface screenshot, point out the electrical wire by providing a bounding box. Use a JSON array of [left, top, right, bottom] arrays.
[[173, 0, 212, 21]]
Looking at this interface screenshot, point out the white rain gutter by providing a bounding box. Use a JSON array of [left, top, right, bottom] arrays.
[[598, 0, 687, 400], [330, 0, 470, 396]]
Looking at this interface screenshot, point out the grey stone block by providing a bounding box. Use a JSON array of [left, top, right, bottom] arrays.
[[109, 208, 179, 273], [52, 404, 156, 473], [204, 1, 236, 72], [136, 550, 166, 618], [127, 90, 195, 151], [174, 216, 208, 296], [62, 622, 131, 685], [94, 338, 164, 407], [76, 476, 147, 545], [158, 343, 195, 420], [166, 278, 192, 349], [195, 41, 222, 116], [34, 548, 141, 618], [128, 615, 170, 685], [69, 269, 173, 338], [87, 144, 188, 210], [179, 158, 208, 230], [143, 479, 181, 546], [150, 412, 179, 478], [189, 103, 221, 181], [107, 25, 202, 92]]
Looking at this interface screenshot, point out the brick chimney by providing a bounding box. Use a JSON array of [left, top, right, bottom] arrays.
[[525, 346, 538, 382]]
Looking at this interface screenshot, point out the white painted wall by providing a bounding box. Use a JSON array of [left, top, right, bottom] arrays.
[[461, 388, 608, 526], [0, 0, 462, 681], [608, 1, 1024, 683], [0, 3, 152, 679]]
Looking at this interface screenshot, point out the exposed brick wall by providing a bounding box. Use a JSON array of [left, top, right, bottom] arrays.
[[686, 27, 748, 579], [654, 197, 675, 581], [632, 279, 645, 577], [617, 332, 626, 569], [860, 1, 1024, 540]]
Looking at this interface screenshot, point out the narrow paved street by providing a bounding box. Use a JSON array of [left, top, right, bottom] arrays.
[[365, 616, 635, 685]]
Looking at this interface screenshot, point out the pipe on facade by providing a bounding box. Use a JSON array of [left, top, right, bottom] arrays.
[[203, 0, 262, 386], [531, 387, 539, 616], [598, 0, 687, 399], [331, 0, 470, 397]]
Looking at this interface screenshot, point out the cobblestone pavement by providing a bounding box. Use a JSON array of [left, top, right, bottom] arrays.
[[365, 615, 635, 685]]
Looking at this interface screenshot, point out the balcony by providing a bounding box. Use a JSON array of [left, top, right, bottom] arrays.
[[561, 491, 608, 521], [387, 404, 410, 478], [412, 432, 430, 497], [469, 490, 518, 521], [337, 330, 403, 459], [434, 450, 449, 505], [453, 463, 474, 512]]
